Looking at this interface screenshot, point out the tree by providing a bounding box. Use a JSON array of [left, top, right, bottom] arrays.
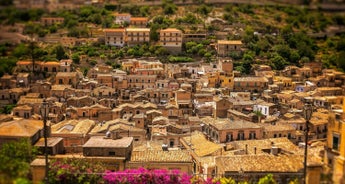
[[71, 53, 80, 64], [12, 43, 29, 58], [270, 54, 288, 70], [53, 45, 68, 60], [258, 174, 277, 184], [253, 110, 263, 123], [163, 3, 177, 15], [0, 139, 38, 182], [289, 50, 300, 64], [336, 51, 345, 72], [0, 57, 17, 77], [196, 4, 212, 17]]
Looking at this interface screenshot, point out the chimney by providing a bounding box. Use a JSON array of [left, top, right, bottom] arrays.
[[270, 146, 279, 156], [162, 144, 168, 151]]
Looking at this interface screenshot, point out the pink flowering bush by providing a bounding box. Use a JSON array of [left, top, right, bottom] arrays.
[[103, 168, 193, 184], [48, 158, 105, 184]]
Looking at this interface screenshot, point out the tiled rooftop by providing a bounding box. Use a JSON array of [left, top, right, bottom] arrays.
[[130, 150, 192, 162], [83, 136, 133, 148], [51, 119, 95, 134], [216, 154, 322, 173], [182, 131, 222, 157], [0, 119, 43, 137], [225, 137, 299, 155], [201, 117, 261, 130]]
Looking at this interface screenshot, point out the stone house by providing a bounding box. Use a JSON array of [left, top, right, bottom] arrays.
[[51, 119, 96, 153], [125, 28, 150, 46], [129, 17, 148, 27], [66, 96, 97, 108], [12, 105, 33, 119], [159, 28, 183, 54], [262, 122, 296, 141], [60, 59, 72, 72], [83, 136, 133, 160], [114, 13, 131, 25], [17, 93, 43, 115], [201, 117, 263, 143], [55, 72, 81, 88], [0, 119, 43, 147], [127, 150, 193, 174], [216, 40, 242, 57], [127, 74, 157, 89], [93, 86, 116, 98], [30, 81, 51, 98], [104, 28, 126, 47], [16, 73, 30, 87], [233, 77, 269, 93], [213, 97, 229, 118]]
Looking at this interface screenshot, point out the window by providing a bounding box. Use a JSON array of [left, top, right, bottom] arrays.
[[169, 139, 174, 147], [109, 151, 115, 156], [226, 133, 233, 142], [237, 131, 245, 140], [249, 131, 256, 139], [333, 133, 340, 151]]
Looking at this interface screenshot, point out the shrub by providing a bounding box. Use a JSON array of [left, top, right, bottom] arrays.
[[103, 168, 192, 184]]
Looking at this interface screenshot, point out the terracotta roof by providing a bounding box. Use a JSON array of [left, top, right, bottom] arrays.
[[217, 40, 242, 45], [225, 137, 299, 155], [146, 110, 162, 115], [103, 28, 126, 32], [126, 28, 150, 32], [90, 119, 132, 134], [216, 154, 322, 173], [0, 119, 43, 137], [201, 117, 261, 130], [51, 85, 71, 91], [234, 77, 268, 82], [152, 116, 169, 123], [130, 150, 192, 162], [83, 136, 133, 148], [34, 137, 63, 147], [108, 124, 144, 132], [17, 73, 29, 77], [43, 61, 60, 66], [13, 104, 32, 110], [182, 131, 222, 157], [17, 97, 43, 105], [262, 123, 295, 132], [130, 17, 148, 21], [56, 72, 78, 77], [51, 119, 95, 134], [160, 28, 182, 33], [115, 13, 131, 16]]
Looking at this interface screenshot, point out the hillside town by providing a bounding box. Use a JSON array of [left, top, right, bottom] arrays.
[[1, 0, 345, 184]]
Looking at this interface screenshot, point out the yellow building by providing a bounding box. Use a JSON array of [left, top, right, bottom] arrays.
[[206, 71, 234, 89], [325, 98, 345, 184], [216, 40, 242, 57], [126, 28, 150, 46], [104, 28, 126, 47], [159, 28, 183, 53]]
